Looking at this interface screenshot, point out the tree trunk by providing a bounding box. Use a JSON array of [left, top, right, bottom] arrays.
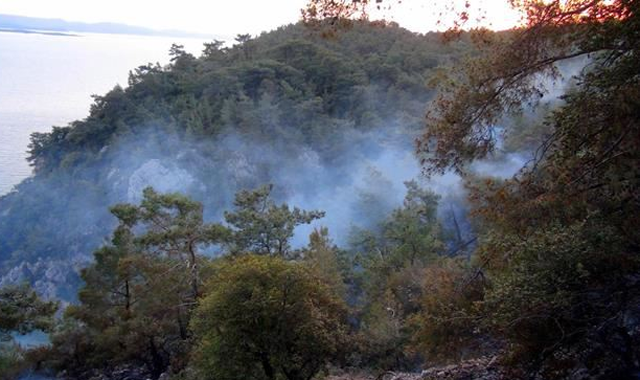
[[148, 336, 166, 379], [260, 353, 275, 380], [188, 241, 199, 300]]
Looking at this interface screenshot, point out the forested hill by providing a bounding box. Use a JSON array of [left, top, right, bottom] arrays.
[[0, 22, 468, 300]]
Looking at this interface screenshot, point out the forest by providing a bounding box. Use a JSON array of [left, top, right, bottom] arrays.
[[1, 1, 639, 379]]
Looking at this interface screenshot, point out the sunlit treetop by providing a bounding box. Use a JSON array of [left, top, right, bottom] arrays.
[[419, 0, 636, 175], [302, 0, 524, 32], [303, 0, 626, 32], [304, 0, 636, 174]]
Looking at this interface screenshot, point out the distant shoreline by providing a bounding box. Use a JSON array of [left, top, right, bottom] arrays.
[[0, 27, 80, 37], [0, 14, 216, 40]]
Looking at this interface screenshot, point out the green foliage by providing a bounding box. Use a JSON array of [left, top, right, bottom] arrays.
[[10, 5, 640, 376], [464, 26, 640, 370], [501, 102, 556, 153], [475, 215, 640, 370], [0, 21, 465, 300], [191, 254, 348, 380], [0, 343, 23, 380], [410, 0, 640, 375], [113, 187, 230, 298], [302, 227, 349, 298], [0, 284, 57, 340], [355, 181, 443, 294], [381, 180, 443, 266], [55, 188, 228, 377], [410, 258, 485, 364], [224, 184, 324, 257], [354, 265, 424, 370], [0, 285, 56, 379], [349, 181, 445, 370], [49, 187, 336, 377], [48, 316, 94, 372], [23, 22, 451, 175]]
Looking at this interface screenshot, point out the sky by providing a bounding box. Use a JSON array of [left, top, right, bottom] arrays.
[[0, 0, 522, 37]]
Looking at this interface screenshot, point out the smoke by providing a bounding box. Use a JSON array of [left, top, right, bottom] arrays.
[[0, 107, 543, 302], [96, 125, 423, 246], [95, 121, 531, 248], [0, 56, 588, 302]]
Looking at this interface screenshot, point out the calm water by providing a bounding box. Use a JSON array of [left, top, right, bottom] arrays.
[[0, 31, 207, 195]]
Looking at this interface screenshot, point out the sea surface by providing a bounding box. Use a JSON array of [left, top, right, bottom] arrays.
[[0, 31, 207, 195]]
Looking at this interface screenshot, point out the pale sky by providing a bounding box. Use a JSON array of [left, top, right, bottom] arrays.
[[0, 0, 522, 37]]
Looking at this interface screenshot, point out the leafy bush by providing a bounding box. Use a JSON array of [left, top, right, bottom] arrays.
[[191, 255, 348, 380], [410, 258, 486, 364]]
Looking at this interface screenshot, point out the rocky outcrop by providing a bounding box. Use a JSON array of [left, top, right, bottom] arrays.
[[327, 372, 422, 380], [0, 255, 91, 301], [420, 356, 508, 380], [326, 357, 509, 380], [126, 159, 196, 202], [57, 365, 152, 380]]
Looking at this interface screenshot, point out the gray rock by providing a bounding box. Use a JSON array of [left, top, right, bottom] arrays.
[[127, 159, 195, 202], [420, 356, 508, 380]]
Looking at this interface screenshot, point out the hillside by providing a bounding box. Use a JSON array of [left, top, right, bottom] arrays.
[[0, 22, 467, 300], [2, 2, 640, 378]]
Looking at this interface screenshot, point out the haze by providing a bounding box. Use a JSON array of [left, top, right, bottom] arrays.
[[0, 0, 522, 36]]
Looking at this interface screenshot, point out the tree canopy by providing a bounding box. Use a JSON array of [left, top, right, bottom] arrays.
[[2, 2, 639, 378], [191, 255, 348, 380], [0, 284, 57, 340], [303, 0, 640, 376], [224, 184, 324, 257]]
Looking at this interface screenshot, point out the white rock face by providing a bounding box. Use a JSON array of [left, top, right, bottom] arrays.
[[226, 152, 257, 185], [127, 159, 195, 201], [0, 254, 91, 300]]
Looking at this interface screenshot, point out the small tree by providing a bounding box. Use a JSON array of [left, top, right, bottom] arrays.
[[410, 258, 485, 364], [191, 255, 347, 380], [62, 188, 228, 377], [0, 284, 57, 380], [224, 185, 324, 257], [302, 227, 348, 298], [0, 284, 57, 339], [202, 39, 226, 60], [351, 180, 445, 369], [113, 187, 230, 299], [234, 34, 254, 60], [382, 180, 443, 266]]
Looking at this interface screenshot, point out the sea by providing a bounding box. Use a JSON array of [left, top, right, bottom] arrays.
[[0, 30, 208, 195]]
